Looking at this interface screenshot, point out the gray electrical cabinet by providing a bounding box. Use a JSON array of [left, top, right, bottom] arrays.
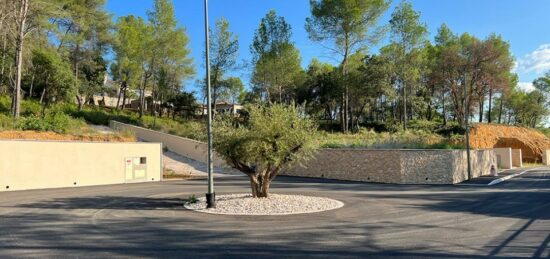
[[125, 157, 147, 182]]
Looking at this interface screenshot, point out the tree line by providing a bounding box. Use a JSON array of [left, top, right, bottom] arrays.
[[0, 0, 548, 131]]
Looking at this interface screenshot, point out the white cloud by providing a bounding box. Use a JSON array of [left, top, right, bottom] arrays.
[[518, 82, 535, 92], [511, 60, 518, 73], [516, 44, 550, 74]]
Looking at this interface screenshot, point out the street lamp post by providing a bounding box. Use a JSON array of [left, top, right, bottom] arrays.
[[464, 75, 472, 180], [204, 0, 215, 208]]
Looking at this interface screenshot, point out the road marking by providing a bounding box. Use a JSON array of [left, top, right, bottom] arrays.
[[488, 167, 545, 186]]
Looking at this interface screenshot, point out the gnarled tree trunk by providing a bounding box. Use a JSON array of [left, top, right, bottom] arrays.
[[249, 171, 273, 198]]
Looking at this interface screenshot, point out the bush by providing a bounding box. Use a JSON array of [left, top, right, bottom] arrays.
[[16, 110, 86, 133], [408, 120, 440, 132], [435, 121, 465, 136], [16, 116, 50, 131], [0, 114, 15, 130]]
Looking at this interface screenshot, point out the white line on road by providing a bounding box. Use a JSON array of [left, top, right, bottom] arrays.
[[488, 167, 545, 186]]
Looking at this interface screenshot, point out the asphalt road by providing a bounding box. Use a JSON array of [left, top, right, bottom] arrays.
[[1, 168, 549, 258]]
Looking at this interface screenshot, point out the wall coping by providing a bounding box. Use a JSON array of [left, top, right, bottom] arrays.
[[0, 138, 160, 145], [320, 148, 491, 151]]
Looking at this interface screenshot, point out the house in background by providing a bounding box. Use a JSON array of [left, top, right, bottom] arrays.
[[199, 101, 243, 116]]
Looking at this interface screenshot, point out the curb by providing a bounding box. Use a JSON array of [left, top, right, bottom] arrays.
[[488, 167, 543, 186]]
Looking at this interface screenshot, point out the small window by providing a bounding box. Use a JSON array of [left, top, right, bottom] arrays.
[[140, 157, 147, 164]]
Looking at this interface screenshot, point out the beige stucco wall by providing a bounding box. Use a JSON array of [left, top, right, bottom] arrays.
[[512, 149, 523, 167], [110, 121, 227, 167], [0, 140, 162, 192], [543, 150, 550, 165], [494, 148, 512, 169], [284, 149, 496, 184]]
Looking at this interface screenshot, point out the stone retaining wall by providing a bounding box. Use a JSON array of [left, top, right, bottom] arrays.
[[283, 149, 496, 184], [109, 121, 496, 185]]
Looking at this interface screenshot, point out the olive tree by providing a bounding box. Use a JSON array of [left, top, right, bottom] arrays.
[[214, 103, 317, 198]]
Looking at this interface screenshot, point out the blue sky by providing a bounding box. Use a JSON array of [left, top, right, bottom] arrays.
[[106, 0, 550, 95]]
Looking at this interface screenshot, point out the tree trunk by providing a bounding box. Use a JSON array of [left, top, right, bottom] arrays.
[[76, 95, 84, 110], [498, 96, 503, 124], [340, 94, 345, 132], [121, 86, 127, 111], [487, 88, 493, 123], [341, 50, 349, 133], [39, 75, 48, 104], [0, 29, 7, 86], [442, 90, 447, 125], [115, 81, 125, 110], [150, 80, 156, 116], [478, 97, 484, 123], [402, 81, 407, 130], [28, 71, 34, 99], [39, 87, 46, 104], [249, 173, 271, 198], [139, 74, 146, 118], [11, 0, 29, 118]]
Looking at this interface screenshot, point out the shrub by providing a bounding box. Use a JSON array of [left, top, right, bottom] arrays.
[[16, 116, 49, 131], [15, 110, 86, 134], [214, 103, 317, 198], [0, 114, 15, 130], [408, 119, 440, 132]]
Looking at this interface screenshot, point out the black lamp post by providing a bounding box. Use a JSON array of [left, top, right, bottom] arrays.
[[464, 74, 472, 180]]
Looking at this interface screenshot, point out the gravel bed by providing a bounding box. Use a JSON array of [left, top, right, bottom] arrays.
[[184, 193, 344, 215]]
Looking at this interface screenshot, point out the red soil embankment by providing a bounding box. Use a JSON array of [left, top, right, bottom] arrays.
[[469, 124, 550, 162]]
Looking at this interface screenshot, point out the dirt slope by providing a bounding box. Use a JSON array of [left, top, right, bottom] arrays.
[[469, 124, 550, 162]]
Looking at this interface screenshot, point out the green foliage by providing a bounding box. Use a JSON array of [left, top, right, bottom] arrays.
[[16, 109, 86, 134], [319, 128, 463, 149], [306, 0, 390, 51], [504, 88, 549, 127], [251, 10, 302, 103], [214, 103, 317, 197], [165, 92, 198, 118], [0, 114, 16, 130], [64, 104, 207, 141], [187, 194, 198, 204], [31, 48, 76, 104]]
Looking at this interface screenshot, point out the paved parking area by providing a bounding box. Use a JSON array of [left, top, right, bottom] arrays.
[[1, 169, 550, 258]]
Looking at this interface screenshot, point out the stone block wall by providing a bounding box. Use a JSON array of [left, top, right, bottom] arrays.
[[284, 149, 402, 183], [284, 149, 496, 184], [399, 150, 456, 184]]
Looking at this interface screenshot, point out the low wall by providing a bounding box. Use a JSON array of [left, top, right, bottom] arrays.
[[283, 149, 496, 184], [543, 150, 550, 165], [494, 148, 512, 169], [109, 121, 496, 185], [512, 149, 523, 167], [0, 140, 162, 192], [110, 121, 227, 167]]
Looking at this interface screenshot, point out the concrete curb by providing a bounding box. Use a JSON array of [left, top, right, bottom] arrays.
[[488, 167, 543, 186]]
